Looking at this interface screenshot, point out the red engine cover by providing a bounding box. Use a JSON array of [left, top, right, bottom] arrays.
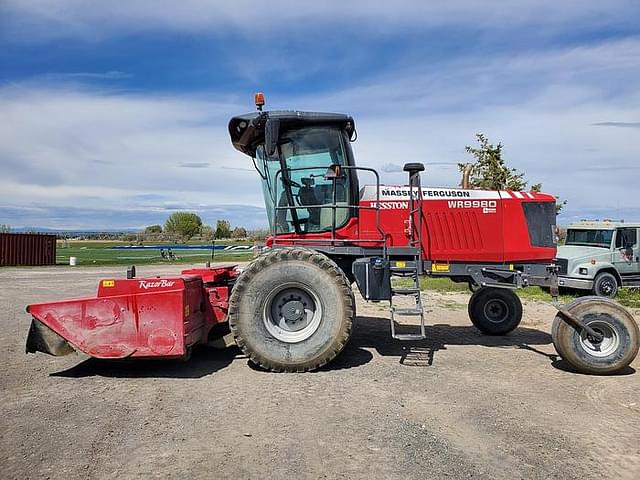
[[358, 185, 556, 263], [271, 185, 556, 264]]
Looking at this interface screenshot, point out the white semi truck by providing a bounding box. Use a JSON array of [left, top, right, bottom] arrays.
[[556, 220, 640, 297]]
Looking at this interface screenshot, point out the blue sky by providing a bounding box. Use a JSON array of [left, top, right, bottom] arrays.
[[1, 1, 639, 230]]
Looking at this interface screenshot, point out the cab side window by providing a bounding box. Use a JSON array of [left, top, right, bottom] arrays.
[[615, 228, 637, 248]]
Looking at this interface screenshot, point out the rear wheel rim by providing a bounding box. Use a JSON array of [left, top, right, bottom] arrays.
[[483, 298, 509, 324], [263, 283, 322, 343], [579, 319, 620, 357]]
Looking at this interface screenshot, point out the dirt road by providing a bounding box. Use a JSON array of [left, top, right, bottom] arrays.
[[1, 265, 638, 479]]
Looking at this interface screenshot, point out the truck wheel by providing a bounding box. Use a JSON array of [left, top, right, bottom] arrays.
[[552, 297, 639, 374], [468, 288, 523, 335], [228, 247, 354, 372], [592, 272, 618, 298]]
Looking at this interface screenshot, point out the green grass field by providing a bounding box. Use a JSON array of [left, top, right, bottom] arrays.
[[56, 240, 255, 266]]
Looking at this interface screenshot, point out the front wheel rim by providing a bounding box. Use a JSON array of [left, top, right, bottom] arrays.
[[263, 283, 323, 343], [483, 298, 509, 324], [598, 278, 616, 296], [579, 319, 620, 357]]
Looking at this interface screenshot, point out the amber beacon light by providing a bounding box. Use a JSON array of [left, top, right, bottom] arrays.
[[255, 92, 265, 111]]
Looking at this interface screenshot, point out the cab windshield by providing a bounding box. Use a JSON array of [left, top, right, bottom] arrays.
[[565, 229, 614, 248], [255, 127, 351, 234]]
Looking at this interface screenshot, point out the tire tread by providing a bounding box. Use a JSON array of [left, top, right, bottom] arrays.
[[228, 247, 354, 372], [467, 287, 523, 335]]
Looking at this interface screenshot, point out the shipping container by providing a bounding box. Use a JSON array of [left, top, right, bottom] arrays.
[[0, 233, 57, 266]]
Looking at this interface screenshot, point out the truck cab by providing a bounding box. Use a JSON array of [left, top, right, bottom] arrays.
[[556, 220, 640, 297]]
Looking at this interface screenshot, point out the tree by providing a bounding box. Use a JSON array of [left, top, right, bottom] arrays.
[[459, 134, 533, 191], [231, 226, 248, 239], [164, 212, 203, 239], [248, 229, 269, 241], [201, 225, 215, 241], [144, 224, 163, 234], [460, 133, 565, 213], [215, 220, 232, 239], [0, 224, 11, 233]]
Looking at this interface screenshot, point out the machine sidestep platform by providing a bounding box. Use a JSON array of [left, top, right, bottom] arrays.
[[391, 287, 421, 295], [389, 261, 426, 341], [391, 307, 422, 316]]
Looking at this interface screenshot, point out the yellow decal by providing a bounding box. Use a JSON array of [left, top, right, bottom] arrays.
[[102, 280, 115, 287], [395, 261, 406, 268], [433, 263, 450, 273], [509, 264, 514, 271], [184, 305, 190, 317]]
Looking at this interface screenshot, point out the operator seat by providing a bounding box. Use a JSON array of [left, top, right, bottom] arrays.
[[275, 179, 349, 233], [298, 181, 321, 228], [317, 181, 349, 229]]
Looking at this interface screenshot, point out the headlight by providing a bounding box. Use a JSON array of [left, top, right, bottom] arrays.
[[579, 267, 588, 275]]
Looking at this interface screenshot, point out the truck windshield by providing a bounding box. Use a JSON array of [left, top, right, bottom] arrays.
[[255, 127, 351, 234], [565, 229, 613, 248]]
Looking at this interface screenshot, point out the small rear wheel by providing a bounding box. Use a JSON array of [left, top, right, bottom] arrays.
[[228, 247, 354, 372], [468, 288, 523, 335], [552, 296, 639, 374]]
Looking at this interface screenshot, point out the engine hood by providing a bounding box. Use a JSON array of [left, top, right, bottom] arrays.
[[557, 245, 611, 262]]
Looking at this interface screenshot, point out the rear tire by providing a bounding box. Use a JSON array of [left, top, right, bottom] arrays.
[[592, 272, 618, 298], [552, 296, 639, 374], [228, 247, 354, 372], [468, 288, 523, 335]]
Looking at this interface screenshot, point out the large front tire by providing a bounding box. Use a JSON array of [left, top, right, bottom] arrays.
[[468, 288, 523, 335], [228, 248, 354, 372], [552, 297, 639, 374]]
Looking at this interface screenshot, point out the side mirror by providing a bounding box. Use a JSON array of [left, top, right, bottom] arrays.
[[265, 118, 280, 156]]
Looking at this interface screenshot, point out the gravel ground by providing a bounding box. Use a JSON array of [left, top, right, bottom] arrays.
[[1, 264, 639, 480]]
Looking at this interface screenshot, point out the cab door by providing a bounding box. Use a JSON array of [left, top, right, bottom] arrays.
[[613, 227, 640, 277]]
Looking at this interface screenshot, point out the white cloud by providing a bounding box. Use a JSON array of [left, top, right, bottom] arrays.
[[0, 85, 267, 228], [290, 38, 640, 220], [1, 34, 639, 228], [3, 1, 639, 42]]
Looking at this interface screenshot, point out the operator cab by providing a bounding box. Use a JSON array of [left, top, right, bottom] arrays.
[[229, 108, 358, 235]]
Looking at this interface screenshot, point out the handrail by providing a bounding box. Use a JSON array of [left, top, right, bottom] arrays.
[[271, 165, 386, 251], [406, 169, 425, 268]]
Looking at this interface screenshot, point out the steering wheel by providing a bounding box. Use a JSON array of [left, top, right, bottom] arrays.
[[285, 178, 302, 189]]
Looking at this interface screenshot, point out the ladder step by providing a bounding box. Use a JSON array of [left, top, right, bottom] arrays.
[[393, 333, 427, 341], [390, 267, 415, 273], [392, 288, 421, 295], [391, 307, 423, 315], [390, 270, 417, 278]]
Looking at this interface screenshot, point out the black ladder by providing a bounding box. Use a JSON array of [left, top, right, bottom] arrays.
[[389, 163, 426, 341]]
